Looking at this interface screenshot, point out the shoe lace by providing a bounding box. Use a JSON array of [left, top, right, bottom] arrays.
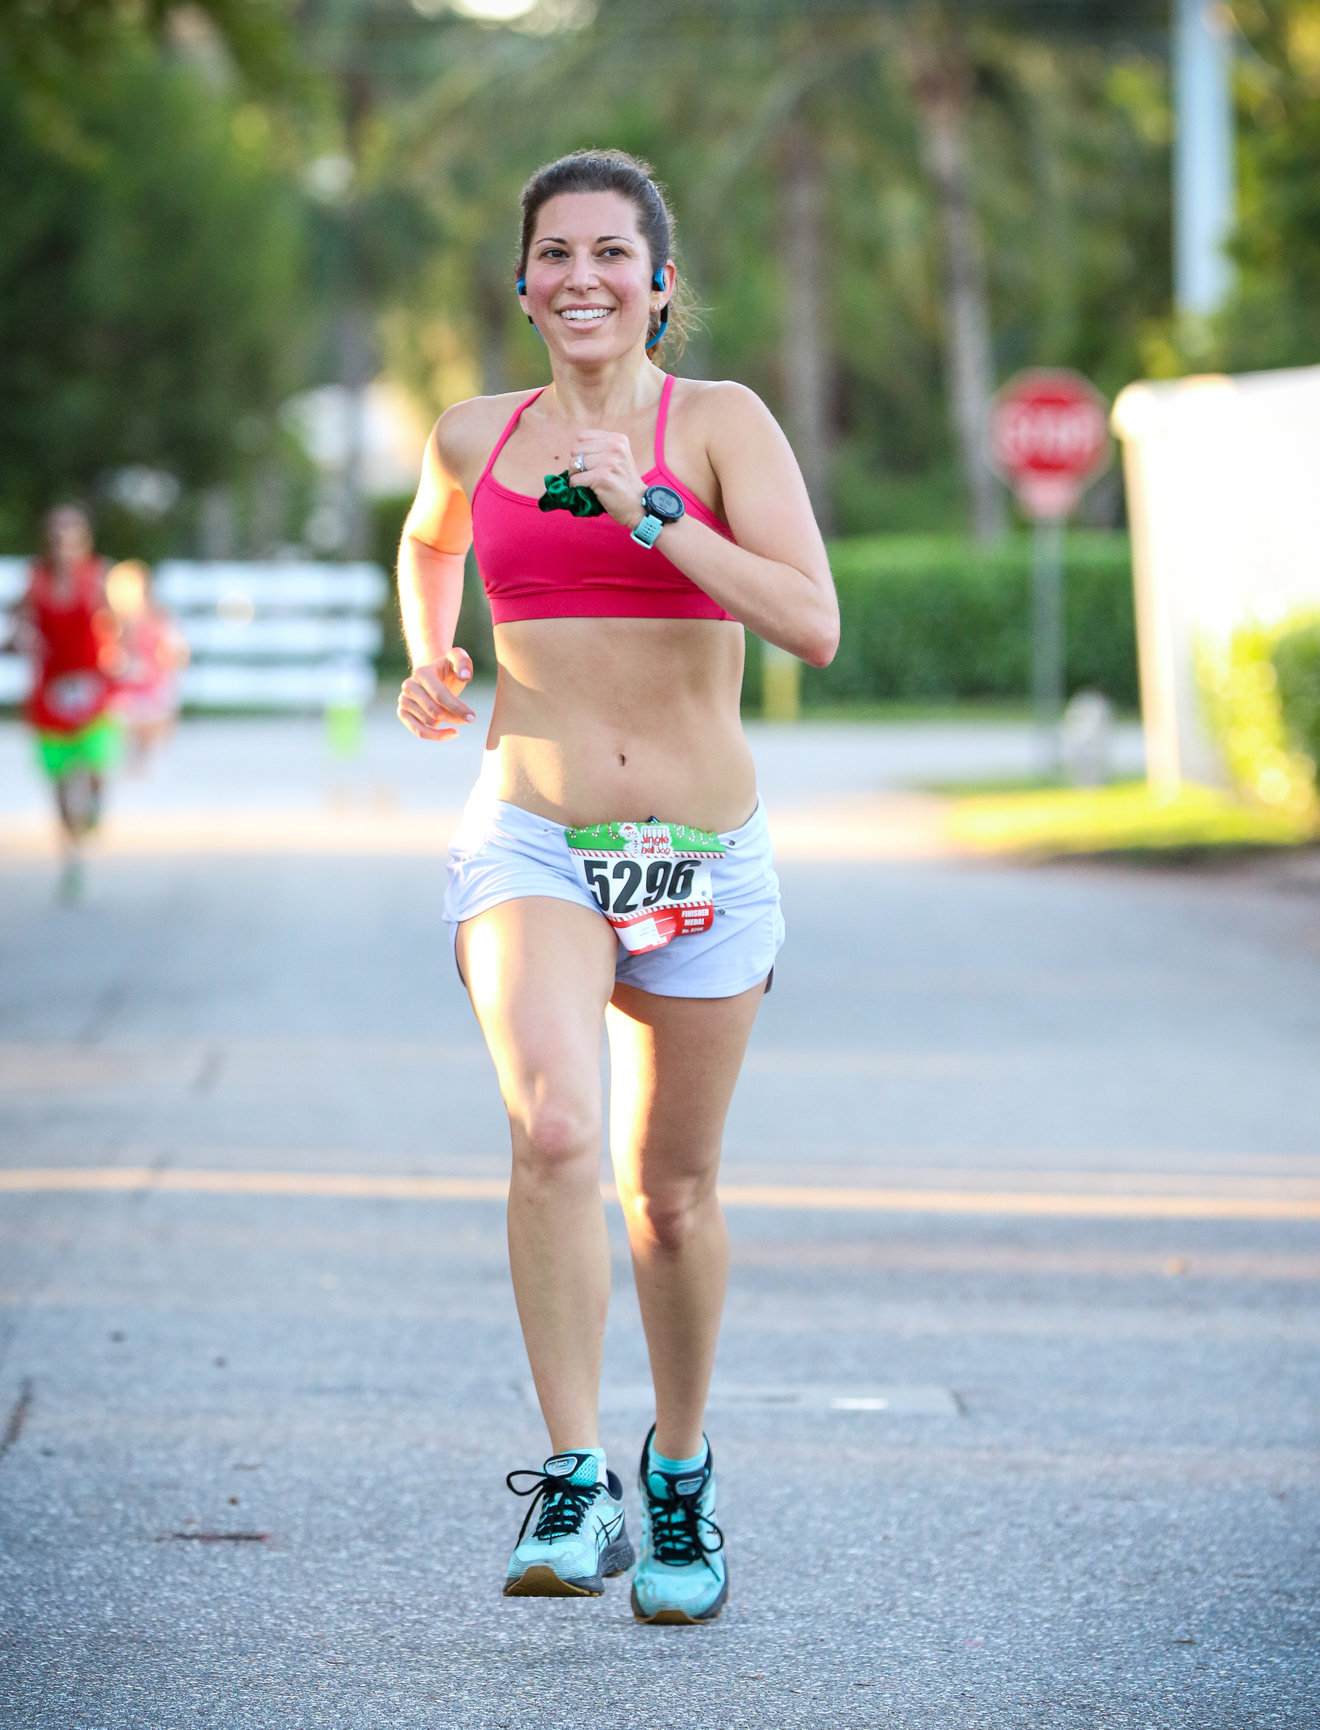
[[506, 1467, 598, 1545], [646, 1471, 724, 1573]]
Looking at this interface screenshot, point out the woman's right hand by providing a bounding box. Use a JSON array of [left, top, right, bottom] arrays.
[[397, 648, 475, 741]]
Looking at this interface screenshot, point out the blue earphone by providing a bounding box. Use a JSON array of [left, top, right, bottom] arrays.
[[517, 270, 669, 349], [647, 270, 670, 350]]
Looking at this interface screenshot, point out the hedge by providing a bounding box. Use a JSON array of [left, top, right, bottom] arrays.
[[757, 530, 1138, 710], [1274, 616, 1320, 772], [1198, 611, 1320, 819]]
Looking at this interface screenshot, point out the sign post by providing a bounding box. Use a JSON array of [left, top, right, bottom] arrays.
[[1030, 514, 1066, 768], [990, 370, 1111, 775]]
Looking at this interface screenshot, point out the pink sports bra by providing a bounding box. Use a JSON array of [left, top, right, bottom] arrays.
[[470, 374, 736, 627]]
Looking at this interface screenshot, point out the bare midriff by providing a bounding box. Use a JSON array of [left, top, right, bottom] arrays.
[[484, 615, 756, 833]]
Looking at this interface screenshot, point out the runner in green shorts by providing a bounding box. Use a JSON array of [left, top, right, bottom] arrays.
[[10, 506, 122, 902], [35, 713, 123, 782]]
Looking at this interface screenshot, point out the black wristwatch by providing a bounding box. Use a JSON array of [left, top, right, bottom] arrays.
[[630, 483, 685, 548]]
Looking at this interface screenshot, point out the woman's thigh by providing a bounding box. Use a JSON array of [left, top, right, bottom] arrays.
[[458, 895, 620, 1150], [605, 980, 766, 1199]]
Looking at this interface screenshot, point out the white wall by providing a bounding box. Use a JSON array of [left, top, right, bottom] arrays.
[[1112, 364, 1320, 788]]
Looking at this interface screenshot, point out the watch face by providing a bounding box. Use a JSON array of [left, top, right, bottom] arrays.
[[645, 484, 684, 522]]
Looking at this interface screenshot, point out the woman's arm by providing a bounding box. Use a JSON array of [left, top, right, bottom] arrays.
[[573, 382, 840, 667], [396, 412, 479, 742]]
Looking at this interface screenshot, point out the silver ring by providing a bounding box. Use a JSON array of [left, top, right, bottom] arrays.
[[573, 453, 587, 474]]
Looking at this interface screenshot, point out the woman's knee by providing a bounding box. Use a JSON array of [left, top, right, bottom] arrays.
[[620, 1177, 718, 1256], [508, 1089, 600, 1177]]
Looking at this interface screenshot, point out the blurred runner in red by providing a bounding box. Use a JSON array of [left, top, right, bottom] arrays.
[[12, 505, 122, 901], [107, 559, 189, 771]]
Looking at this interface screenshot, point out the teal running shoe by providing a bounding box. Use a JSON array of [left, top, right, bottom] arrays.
[[631, 1426, 728, 1624], [503, 1450, 635, 1598]]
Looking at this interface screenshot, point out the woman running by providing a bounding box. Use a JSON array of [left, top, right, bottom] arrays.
[[396, 151, 838, 1624], [106, 559, 189, 771], [12, 505, 122, 902]]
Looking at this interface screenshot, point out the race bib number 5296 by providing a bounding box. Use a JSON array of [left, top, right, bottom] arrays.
[[565, 820, 725, 954]]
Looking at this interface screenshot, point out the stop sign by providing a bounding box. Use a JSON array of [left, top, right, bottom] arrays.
[[990, 369, 1111, 520]]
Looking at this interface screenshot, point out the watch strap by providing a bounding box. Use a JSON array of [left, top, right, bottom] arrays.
[[630, 513, 664, 549]]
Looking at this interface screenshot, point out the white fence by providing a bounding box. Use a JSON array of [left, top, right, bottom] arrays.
[[0, 560, 28, 704], [0, 559, 388, 712]]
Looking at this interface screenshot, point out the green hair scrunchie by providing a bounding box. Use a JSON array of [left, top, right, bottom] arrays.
[[538, 471, 605, 518]]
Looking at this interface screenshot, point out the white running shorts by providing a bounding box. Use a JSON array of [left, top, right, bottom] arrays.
[[443, 779, 784, 999]]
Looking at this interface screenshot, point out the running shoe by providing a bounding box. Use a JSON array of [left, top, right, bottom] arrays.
[[630, 1426, 728, 1624], [503, 1449, 635, 1598]]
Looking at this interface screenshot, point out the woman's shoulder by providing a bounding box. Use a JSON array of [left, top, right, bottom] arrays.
[[671, 377, 775, 432], [671, 376, 763, 407], [669, 379, 787, 472], [433, 389, 541, 472]]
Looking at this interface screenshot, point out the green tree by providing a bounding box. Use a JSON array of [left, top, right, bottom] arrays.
[[0, 44, 306, 542], [0, 0, 295, 87], [0, 0, 1186, 553], [1221, 0, 1320, 370], [391, 1, 1168, 538]]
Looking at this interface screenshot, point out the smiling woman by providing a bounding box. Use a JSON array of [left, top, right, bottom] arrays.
[[392, 147, 838, 1626], [515, 154, 687, 358]]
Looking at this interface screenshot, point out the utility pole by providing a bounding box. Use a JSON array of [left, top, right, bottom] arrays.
[[1173, 0, 1236, 317]]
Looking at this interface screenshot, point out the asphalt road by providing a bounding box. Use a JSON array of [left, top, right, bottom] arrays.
[[0, 717, 1317, 1728]]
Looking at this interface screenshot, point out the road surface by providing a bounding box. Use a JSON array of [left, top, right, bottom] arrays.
[[1, 714, 1315, 1728]]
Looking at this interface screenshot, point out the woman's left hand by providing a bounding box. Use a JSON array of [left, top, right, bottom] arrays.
[[569, 431, 646, 531]]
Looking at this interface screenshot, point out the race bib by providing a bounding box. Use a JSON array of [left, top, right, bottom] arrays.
[[565, 820, 725, 954], [44, 671, 105, 725]]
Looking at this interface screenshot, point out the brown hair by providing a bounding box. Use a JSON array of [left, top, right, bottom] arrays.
[[517, 150, 689, 358]]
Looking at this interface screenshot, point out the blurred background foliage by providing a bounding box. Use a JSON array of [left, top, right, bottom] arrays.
[[785, 530, 1138, 709], [1, 0, 1317, 701], [0, 42, 306, 552], [1220, 0, 1320, 370], [1198, 612, 1320, 817]]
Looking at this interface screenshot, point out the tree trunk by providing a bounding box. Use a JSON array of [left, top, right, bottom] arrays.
[[336, 300, 375, 561], [780, 126, 835, 537], [910, 29, 1006, 544], [476, 258, 511, 396]]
